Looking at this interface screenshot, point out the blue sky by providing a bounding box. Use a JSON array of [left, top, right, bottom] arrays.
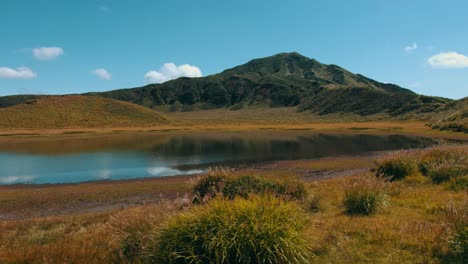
[[1, 0, 467, 99]]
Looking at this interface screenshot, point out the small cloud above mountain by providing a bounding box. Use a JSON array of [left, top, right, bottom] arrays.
[[91, 68, 112, 80], [404, 43, 418, 53], [33, 47, 64, 61], [0, 67, 37, 79], [428, 52, 468, 68], [144, 63, 202, 84]]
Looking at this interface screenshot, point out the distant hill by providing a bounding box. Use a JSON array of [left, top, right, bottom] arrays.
[[0, 52, 463, 123], [87, 52, 450, 116], [0, 95, 169, 129], [429, 97, 467, 133]]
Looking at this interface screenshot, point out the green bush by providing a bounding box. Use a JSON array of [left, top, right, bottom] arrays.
[[192, 172, 307, 202], [343, 176, 389, 216], [374, 153, 419, 181], [153, 196, 312, 264]]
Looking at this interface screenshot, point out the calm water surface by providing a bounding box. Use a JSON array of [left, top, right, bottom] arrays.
[[0, 132, 450, 184]]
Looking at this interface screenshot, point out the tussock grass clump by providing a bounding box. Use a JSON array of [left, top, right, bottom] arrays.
[[443, 203, 468, 263], [192, 173, 226, 200], [192, 169, 307, 202], [108, 204, 177, 262], [428, 167, 466, 184], [343, 176, 389, 216], [374, 151, 419, 181], [306, 194, 322, 213], [418, 148, 467, 184], [419, 149, 465, 175], [448, 176, 468, 191], [153, 196, 312, 264], [375, 148, 467, 184]]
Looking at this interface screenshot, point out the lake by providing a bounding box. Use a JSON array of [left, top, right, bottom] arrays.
[[0, 132, 452, 185]]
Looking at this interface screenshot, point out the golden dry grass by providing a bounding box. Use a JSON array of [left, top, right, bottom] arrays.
[[0, 95, 168, 129], [0, 107, 466, 141], [0, 146, 466, 263]]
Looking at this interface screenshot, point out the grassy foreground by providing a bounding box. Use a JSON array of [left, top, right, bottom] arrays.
[[0, 146, 466, 263]]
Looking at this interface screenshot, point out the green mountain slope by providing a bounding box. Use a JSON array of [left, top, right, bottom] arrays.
[[88, 52, 449, 116], [0, 52, 461, 120], [0, 95, 169, 129]]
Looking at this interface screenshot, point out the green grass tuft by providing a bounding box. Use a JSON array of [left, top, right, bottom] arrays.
[[192, 170, 307, 202], [443, 203, 468, 263], [343, 176, 389, 216], [447, 176, 468, 192], [153, 195, 312, 264], [374, 152, 419, 181]]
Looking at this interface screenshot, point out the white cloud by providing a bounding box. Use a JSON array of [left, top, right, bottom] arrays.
[[144, 63, 202, 84], [404, 43, 418, 53], [91, 68, 112, 80], [428, 52, 468, 69], [0, 67, 37, 79], [33, 47, 64, 60]]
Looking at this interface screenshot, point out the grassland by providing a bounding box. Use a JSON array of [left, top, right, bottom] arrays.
[[0, 101, 466, 263], [0, 107, 466, 143], [0, 95, 168, 129], [0, 146, 466, 263]]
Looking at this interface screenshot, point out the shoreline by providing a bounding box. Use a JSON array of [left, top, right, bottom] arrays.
[[2, 145, 464, 220]]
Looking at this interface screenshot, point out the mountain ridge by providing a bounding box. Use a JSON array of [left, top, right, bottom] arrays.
[[87, 52, 449, 116], [0, 52, 461, 120]]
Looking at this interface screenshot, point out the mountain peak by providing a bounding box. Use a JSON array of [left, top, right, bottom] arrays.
[[1, 52, 450, 118]]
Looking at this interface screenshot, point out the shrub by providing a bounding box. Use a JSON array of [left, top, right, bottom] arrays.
[[153, 196, 312, 264], [374, 152, 419, 181], [343, 176, 389, 215], [192, 170, 307, 202]]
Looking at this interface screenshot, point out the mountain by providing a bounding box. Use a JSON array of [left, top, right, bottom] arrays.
[[0, 95, 169, 129], [87, 52, 449, 116], [0, 52, 460, 120]]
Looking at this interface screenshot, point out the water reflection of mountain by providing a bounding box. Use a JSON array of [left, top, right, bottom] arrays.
[[0, 132, 447, 157], [150, 134, 440, 161]]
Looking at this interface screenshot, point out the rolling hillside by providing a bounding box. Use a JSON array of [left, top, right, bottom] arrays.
[[0, 95, 169, 129], [88, 52, 450, 116], [429, 97, 468, 132]]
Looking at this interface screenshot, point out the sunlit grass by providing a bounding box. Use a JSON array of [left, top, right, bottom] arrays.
[[153, 196, 312, 264], [0, 146, 467, 263]]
